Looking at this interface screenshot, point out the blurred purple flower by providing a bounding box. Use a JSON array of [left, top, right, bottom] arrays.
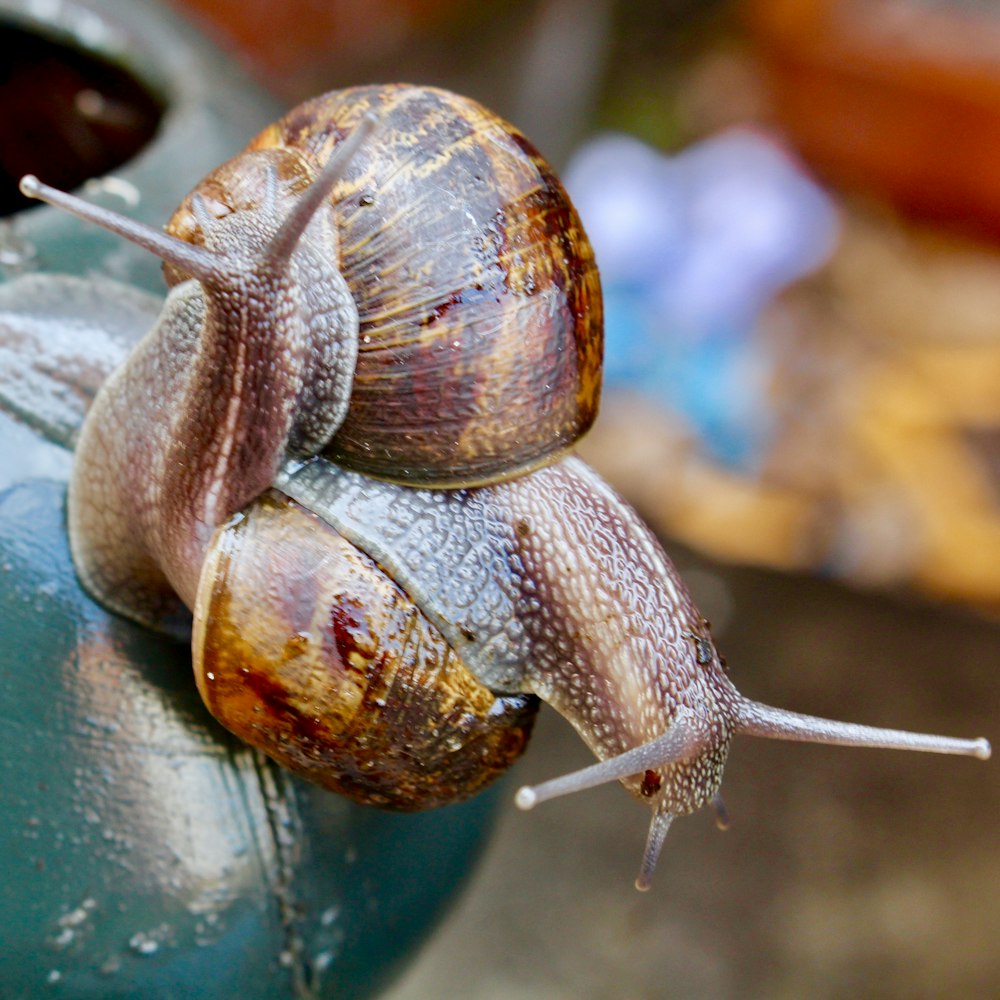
[[565, 128, 839, 470]]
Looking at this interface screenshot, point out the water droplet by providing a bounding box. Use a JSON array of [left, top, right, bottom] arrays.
[[128, 922, 173, 956], [52, 928, 75, 949], [128, 933, 159, 956]]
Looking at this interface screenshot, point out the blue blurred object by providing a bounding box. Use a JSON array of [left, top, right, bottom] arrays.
[[565, 129, 839, 472]]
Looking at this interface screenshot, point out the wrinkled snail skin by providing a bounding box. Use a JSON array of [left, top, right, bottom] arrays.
[[276, 454, 736, 780], [17, 83, 991, 893], [62, 131, 368, 634], [273, 452, 739, 877]]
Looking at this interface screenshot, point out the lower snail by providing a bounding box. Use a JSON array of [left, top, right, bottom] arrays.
[[10, 84, 989, 891]]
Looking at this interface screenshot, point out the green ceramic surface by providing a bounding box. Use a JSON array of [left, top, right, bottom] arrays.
[[0, 458, 501, 999]]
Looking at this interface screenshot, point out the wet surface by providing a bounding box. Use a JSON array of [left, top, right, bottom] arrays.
[[385, 549, 999, 1000]]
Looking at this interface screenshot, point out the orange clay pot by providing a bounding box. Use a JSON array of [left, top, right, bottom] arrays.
[[746, 0, 1000, 240]]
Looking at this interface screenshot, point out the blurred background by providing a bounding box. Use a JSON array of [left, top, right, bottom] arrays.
[[3, 0, 998, 997]]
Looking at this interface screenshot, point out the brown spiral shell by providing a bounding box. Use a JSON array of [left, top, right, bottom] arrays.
[[193, 492, 538, 809], [165, 84, 603, 487]]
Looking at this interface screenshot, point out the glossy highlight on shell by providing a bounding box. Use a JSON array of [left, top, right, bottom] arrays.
[[166, 84, 604, 487], [193, 492, 538, 808]]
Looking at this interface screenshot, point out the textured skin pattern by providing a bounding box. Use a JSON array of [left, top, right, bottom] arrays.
[[276, 458, 532, 688], [69, 287, 206, 632], [280, 455, 740, 815], [168, 84, 604, 487], [194, 492, 538, 808], [69, 151, 359, 632], [162, 148, 361, 456]]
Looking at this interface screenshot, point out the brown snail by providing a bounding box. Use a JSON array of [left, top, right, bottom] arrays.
[[16, 84, 989, 891]]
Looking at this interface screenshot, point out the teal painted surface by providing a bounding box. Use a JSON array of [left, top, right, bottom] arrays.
[[0, 455, 500, 998]]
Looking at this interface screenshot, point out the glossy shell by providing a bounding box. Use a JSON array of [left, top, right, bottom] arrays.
[[166, 84, 604, 487], [193, 491, 539, 808]]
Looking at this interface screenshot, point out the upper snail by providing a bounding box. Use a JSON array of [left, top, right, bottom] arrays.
[[18, 84, 989, 891], [167, 85, 603, 488]]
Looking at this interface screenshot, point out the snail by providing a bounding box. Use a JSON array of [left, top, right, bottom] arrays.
[[13, 84, 989, 891]]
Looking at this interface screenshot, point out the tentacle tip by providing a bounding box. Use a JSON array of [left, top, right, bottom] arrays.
[[974, 738, 991, 761], [710, 793, 731, 831], [634, 878, 653, 893], [515, 785, 537, 811], [19, 175, 41, 199]]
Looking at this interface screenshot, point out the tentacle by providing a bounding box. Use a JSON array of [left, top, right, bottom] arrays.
[[514, 714, 709, 810], [734, 697, 991, 759], [636, 803, 674, 892]]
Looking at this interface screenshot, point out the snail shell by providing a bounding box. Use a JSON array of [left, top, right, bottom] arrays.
[[196, 491, 536, 809], [165, 84, 603, 487]]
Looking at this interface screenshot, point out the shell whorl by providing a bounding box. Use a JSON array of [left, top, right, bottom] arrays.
[[166, 84, 604, 487], [194, 491, 538, 808]]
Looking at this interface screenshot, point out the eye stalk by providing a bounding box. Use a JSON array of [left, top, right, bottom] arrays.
[[516, 692, 991, 891], [18, 113, 378, 285]]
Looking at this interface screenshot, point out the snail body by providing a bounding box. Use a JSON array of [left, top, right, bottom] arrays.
[[17, 84, 989, 891]]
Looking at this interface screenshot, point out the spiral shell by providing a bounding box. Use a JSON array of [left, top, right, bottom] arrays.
[[166, 84, 603, 487], [193, 492, 538, 808]]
